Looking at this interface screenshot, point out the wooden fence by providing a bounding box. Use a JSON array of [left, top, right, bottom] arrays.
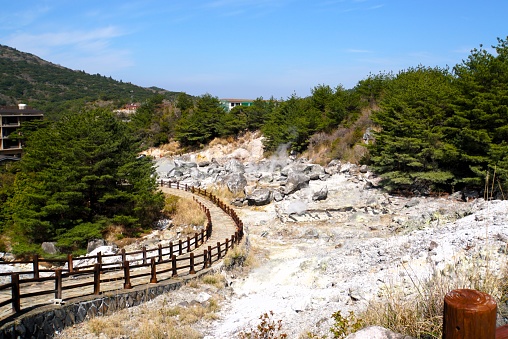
[[0, 182, 243, 320]]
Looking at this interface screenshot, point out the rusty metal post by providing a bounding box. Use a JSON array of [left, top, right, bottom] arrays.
[[150, 258, 157, 284], [123, 261, 132, 289], [55, 269, 62, 300], [93, 263, 101, 295], [11, 273, 20, 313], [443, 289, 497, 339]]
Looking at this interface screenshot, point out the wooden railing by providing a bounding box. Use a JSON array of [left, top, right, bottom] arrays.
[[0, 182, 243, 319]]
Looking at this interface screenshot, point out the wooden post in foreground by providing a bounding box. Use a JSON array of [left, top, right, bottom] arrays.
[[443, 289, 496, 339]]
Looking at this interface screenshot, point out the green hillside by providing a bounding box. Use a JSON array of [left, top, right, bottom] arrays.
[[0, 44, 182, 118]]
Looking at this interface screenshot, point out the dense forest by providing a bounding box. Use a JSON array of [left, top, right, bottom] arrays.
[[1, 37, 508, 256]]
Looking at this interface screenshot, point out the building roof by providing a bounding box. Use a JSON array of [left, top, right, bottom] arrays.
[[0, 105, 44, 116], [220, 99, 255, 102]]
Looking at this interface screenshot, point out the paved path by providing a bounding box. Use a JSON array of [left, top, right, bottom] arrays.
[[0, 187, 238, 324]]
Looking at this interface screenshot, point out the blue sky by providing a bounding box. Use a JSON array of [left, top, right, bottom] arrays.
[[1, 1, 507, 99]]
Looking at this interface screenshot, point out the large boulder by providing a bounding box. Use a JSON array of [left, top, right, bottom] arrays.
[[246, 188, 272, 206], [223, 172, 247, 194], [283, 172, 310, 195], [307, 164, 325, 180], [312, 186, 328, 201], [224, 159, 245, 174], [42, 242, 58, 255]]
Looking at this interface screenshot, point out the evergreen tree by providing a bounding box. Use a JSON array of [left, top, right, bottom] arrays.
[[449, 37, 508, 190], [369, 66, 457, 193], [174, 94, 224, 147], [4, 108, 164, 255]]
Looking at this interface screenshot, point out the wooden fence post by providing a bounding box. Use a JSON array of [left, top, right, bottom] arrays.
[[123, 260, 132, 289], [67, 254, 74, 273], [55, 269, 62, 300], [11, 273, 20, 313], [97, 251, 102, 266], [142, 246, 147, 265], [150, 258, 157, 284], [203, 250, 208, 269], [121, 248, 126, 264], [443, 289, 497, 339], [178, 239, 183, 255], [217, 242, 222, 259], [171, 255, 178, 277], [187, 237, 191, 253], [93, 263, 101, 295], [194, 233, 199, 249], [158, 244, 163, 263], [33, 254, 39, 279], [208, 245, 212, 266], [189, 253, 196, 274], [169, 241, 174, 258]]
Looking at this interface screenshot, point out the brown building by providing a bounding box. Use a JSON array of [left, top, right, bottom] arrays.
[[0, 104, 44, 158]]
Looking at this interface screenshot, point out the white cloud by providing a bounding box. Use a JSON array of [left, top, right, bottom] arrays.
[[4, 26, 133, 74]]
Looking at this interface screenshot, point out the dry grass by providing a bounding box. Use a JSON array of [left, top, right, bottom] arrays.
[[304, 107, 373, 165], [201, 273, 227, 289], [360, 250, 507, 338], [223, 240, 258, 270], [159, 140, 182, 156], [163, 194, 207, 228], [209, 183, 246, 200], [209, 135, 236, 147]]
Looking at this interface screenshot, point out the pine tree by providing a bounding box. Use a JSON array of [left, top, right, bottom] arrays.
[[4, 108, 164, 255], [369, 66, 457, 193]]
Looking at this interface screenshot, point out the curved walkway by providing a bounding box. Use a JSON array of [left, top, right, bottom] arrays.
[[160, 186, 237, 246], [0, 185, 240, 327]]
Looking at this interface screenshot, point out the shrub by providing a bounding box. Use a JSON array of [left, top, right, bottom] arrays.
[[238, 311, 288, 339], [330, 311, 364, 338]]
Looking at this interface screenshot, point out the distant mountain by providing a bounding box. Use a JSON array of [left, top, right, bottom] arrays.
[[0, 44, 183, 117]]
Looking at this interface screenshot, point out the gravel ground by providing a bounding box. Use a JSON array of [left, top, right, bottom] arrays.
[[56, 172, 508, 338]]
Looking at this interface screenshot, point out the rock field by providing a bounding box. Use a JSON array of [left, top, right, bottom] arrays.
[[55, 135, 508, 337]]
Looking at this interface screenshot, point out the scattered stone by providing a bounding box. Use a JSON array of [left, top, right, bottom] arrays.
[[345, 326, 414, 339]]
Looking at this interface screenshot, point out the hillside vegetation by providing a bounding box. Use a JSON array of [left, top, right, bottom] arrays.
[[1, 36, 508, 256], [0, 44, 183, 118]]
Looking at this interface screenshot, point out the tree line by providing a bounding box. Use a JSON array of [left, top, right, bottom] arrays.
[[1, 37, 507, 256]]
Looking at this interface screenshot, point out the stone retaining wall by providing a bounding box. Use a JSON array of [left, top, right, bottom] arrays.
[[0, 270, 212, 338]]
